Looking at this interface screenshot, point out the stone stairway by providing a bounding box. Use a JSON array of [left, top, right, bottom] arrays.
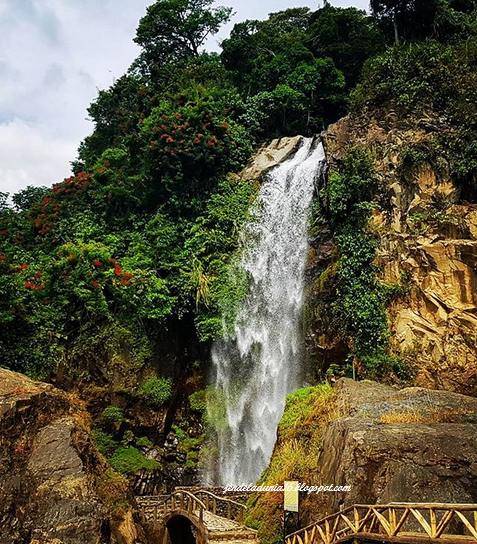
[[202, 511, 258, 542]]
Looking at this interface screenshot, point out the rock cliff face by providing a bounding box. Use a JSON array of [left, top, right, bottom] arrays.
[[0, 368, 142, 544], [255, 378, 477, 536], [240, 136, 303, 180], [317, 379, 477, 515], [322, 113, 477, 394]]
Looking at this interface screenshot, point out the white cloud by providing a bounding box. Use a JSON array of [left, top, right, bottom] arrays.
[[0, 118, 76, 195]]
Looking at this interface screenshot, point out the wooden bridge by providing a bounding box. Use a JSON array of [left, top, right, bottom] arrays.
[[137, 489, 258, 544], [286, 503, 477, 544]]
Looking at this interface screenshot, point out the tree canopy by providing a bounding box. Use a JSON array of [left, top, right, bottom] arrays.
[[133, 0, 233, 74]]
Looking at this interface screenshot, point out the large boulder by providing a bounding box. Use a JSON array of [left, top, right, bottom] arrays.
[[317, 379, 477, 514], [240, 136, 303, 180], [248, 378, 477, 539], [0, 368, 143, 544]]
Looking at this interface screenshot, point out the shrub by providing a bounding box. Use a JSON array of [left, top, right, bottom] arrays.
[[101, 406, 126, 425], [136, 376, 172, 407], [108, 447, 161, 474], [171, 424, 187, 442], [204, 385, 228, 432], [189, 389, 207, 412], [93, 430, 117, 456]]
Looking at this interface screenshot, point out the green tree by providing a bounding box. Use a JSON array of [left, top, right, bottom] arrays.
[[370, 0, 439, 44], [308, 6, 389, 88], [221, 8, 346, 136], [0, 193, 10, 213], [12, 186, 49, 212], [133, 0, 233, 74]]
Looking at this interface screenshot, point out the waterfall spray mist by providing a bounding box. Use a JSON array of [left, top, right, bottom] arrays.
[[207, 137, 326, 484]]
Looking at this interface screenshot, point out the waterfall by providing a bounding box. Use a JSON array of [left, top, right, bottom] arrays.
[[208, 137, 326, 485]]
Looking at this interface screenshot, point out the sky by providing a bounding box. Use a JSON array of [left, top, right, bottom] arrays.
[[0, 0, 368, 196]]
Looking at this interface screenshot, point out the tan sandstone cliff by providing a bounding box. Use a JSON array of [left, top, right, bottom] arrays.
[[323, 112, 477, 394]]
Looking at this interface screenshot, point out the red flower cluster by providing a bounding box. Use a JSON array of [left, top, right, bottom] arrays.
[[146, 108, 229, 159], [52, 172, 91, 197], [111, 261, 134, 283], [32, 175, 89, 237], [24, 281, 45, 291], [18, 264, 29, 271], [93, 260, 103, 267], [91, 280, 100, 288]]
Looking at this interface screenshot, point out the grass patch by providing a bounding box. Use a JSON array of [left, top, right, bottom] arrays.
[[108, 446, 161, 474], [278, 384, 335, 443], [380, 409, 468, 424], [136, 376, 172, 407]]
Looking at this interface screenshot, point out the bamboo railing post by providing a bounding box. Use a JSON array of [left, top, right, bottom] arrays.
[[430, 508, 437, 538], [389, 507, 396, 535]]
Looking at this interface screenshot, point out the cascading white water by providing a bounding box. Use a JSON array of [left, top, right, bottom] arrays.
[[208, 137, 326, 485]]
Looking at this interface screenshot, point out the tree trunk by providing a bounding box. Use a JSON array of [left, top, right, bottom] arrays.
[[393, 7, 400, 45]]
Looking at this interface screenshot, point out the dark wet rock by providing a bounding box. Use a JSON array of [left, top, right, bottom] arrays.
[[0, 368, 143, 544]]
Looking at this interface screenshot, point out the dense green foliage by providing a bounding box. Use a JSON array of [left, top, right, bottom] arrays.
[[319, 149, 403, 377], [135, 376, 173, 406], [1, 0, 476, 384], [221, 5, 388, 135], [108, 447, 161, 474]]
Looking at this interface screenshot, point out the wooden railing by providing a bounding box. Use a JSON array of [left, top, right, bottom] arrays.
[[137, 490, 207, 523], [193, 489, 247, 524], [137, 489, 247, 525], [285, 503, 477, 544]]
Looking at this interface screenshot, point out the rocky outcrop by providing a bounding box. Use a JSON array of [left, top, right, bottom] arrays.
[[240, 136, 303, 179], [0, 368, 143, 544], [257, 378, 477, 531], [322, 113, 477, 394], [251, 378, 477, 537], [317, 379, 477, 517]]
